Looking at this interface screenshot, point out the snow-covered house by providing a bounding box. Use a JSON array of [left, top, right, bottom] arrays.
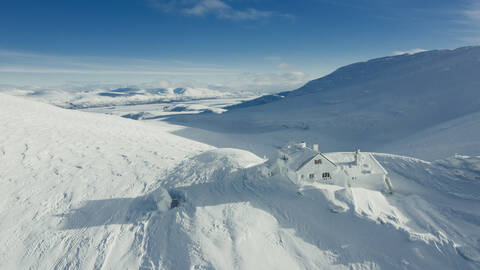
[[276, 142, 392, 192], [277, 142, 338, 184]]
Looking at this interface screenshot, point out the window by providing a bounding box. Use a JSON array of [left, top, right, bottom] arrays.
[[309, 173, 315, 179], [322, 172, 330, 178], [314, 159, 322, 164], [301, 174, 304, 179]]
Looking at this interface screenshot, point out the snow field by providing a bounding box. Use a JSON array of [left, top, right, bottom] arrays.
[[0, 94, 212, 269], [1, 94, 479, 269]]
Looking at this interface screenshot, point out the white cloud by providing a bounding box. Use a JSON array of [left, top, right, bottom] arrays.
[[0, 71, 312, 94], [147, 0, 290, 20], [455, 0, 480, 43], [183, 0, 229, 16], [464, 1, 480, 22], [264, 56, 282, 61], [277, 62, 293, 69], [225, 71, 312, 92], [264, 56, 294, 69], [0, 49, 232, 76], [0, 66, 234, 76], [0, 49, 48, 58], [392, 48, 427, 56], [0, 49, 309, 93]]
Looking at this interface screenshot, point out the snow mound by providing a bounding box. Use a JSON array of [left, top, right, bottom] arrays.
[[330, 188, 407, 225], [121, 111, 155, 120], [195, 148, 265, 168], [148, 188, 172, 212], [161, 148, 265, 188]]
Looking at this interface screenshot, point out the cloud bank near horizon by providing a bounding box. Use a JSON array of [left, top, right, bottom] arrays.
[[0, 48, 317, 93]]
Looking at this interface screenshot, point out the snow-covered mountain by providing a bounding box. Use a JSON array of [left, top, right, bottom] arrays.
[[167, 46, 480, 160], [0, 85, 251, 109], [1, 94, 479, 269]]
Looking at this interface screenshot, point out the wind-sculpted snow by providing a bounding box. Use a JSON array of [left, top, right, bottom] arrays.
[[1, 95, 479, 269], [159, 148, 266, 188], [0, 94, 213, 269], [127, 149, 479, 269], [375, 154, 480, 264]]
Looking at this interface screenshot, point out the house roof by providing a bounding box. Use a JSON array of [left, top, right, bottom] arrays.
[[324, 152, 387, 175], [280, 143, 336, 171]]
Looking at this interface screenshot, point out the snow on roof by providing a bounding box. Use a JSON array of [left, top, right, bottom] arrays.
[[324, 152, 387, 175], [280, 143, 336, 171]]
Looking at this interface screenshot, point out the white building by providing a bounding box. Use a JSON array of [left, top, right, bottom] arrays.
[[275, 142, 392, 192]]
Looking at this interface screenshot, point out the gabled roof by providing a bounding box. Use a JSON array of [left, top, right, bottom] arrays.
[[280, 144, 336, 171]]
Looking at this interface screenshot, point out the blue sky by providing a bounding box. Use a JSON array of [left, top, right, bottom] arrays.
[[1, 0, 479, 92]]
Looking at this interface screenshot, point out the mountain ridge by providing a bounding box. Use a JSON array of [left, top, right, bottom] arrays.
[[167, 45, 480, 160], [227, 46, 480, 110]]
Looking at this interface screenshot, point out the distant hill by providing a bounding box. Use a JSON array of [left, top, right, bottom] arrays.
[[0, 85, 249, 109]]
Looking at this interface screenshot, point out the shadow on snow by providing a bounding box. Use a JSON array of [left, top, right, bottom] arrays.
[[56, 154, 471, 269]]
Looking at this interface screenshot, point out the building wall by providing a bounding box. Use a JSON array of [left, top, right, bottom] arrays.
[[295, 157, 387, 189], [295, 155, 341, 185]]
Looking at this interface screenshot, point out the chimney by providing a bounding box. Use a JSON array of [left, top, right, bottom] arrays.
[[300, 141, 306, 148], [354, 148, 360, 165], [313, 144, 319, 152]]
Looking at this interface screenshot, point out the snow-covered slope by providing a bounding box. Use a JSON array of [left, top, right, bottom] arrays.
[[166, 46, 480, 160], [150, 150, 480, 270], [0, 94, 213, 269], [379, 110, 480, 160], [1, 94, 479, 269]]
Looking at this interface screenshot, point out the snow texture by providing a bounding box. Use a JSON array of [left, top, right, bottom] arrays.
[[1, 94, 480, 269]]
